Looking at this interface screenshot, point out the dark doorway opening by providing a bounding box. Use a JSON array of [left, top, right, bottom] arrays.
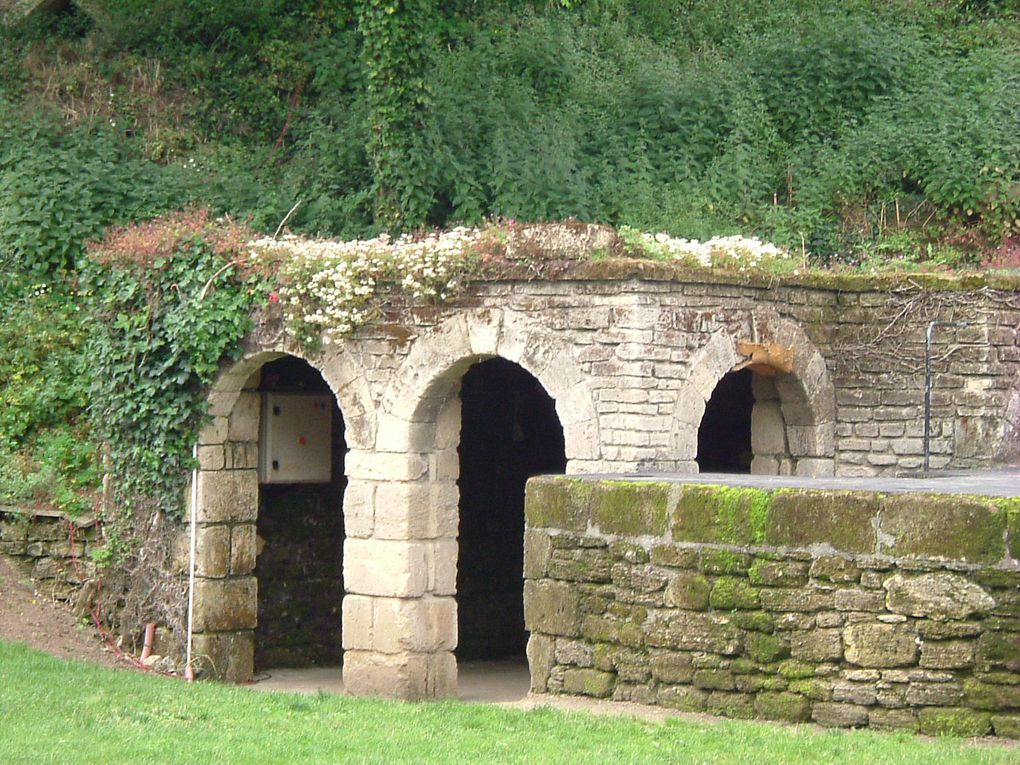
[[697, 368, 754, 473], [456, 358, 566, 660], [255, 356, 346, 670]]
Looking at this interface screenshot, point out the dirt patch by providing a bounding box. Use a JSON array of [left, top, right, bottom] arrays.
[[0, 554, 125, 669]]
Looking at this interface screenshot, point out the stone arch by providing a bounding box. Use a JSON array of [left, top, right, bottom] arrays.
[[670, 310, 835, 476], [190, 343, 374, 683], [341, 309, 596, 699]]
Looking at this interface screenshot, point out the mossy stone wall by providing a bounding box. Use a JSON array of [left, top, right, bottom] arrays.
[[524, 476, 1020, 738]]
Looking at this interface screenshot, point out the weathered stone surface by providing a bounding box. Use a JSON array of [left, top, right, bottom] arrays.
[[904, 682, 963, 707], [562, 668, 616, 698], [843, 623, 918, 668], [991, 714, 1020, 739], [524, 580, 581, 637], [591, 481, 669, 536], [672, 485, 771, 545], [812, 702, 869, 728], [650, 544, 699, 569], [748, 560, 809, 587], [699, 549, 753, 575], [755, 692, 812, 722], [765, 491, 878, 554], [880, 495, 1007, 563], [917, 707, 992, 737], [191, 630, 254, 682], [193, 577, 257, 632], [656, 685, 708, 712], [524, 530, 552, 579], [962, 679, 1020, 710], [790, 629, 843, 663], [709, 576, 760, 610], [832, 681, 876, 706], [196, 470, 258, 523], [868, 708, 919, 732], [706, 691, 756, 719], [920, 640, 975, 670], [649, 650, 694, 684], [195, 525, 230, 578], [759, 587, 834, 612], [746, 632, 788, 663], [229, 523, 256, 575], [555, 638, 594, 667], [664, 572, 712, 611], [527, 634, 556, 692], [884, 573, 995, 620], [647, 611, 743, 655], [834, 588, 886, 612], [525, 478, 589, 531], [809, 556, 860, 583], [581, 616, 645, 648]]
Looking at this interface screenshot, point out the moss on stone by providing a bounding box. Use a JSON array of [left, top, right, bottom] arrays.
[[706, 690, 756, 720], [699, 549, 753, 575], [991, 714, 1020, 740], [976, 631, 1020, 670], [918, 707, 992, 738], [788, 678, 832, 701], [561, 667, 616, 698], [590, 481, 670, 537], [664, 572, 712, 611], [650, 544, 699, 569], [765, 490, 878, 554], [709, 576, 761, 610], [746, 632, 788, 664], [963, 679, 1020, 710], [672, 485, 772, 545], [778, 660, 817, 680], [525, 478, 590, 532], [881, 494, 1007, 564], [755, 691, 811, 723], [1002, 498, 1020, 561], [731, 611, 775, 634], [608, 541, 649, 564]]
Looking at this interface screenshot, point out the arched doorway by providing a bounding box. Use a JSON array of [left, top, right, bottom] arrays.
[[255, 355, 347, 670], [696, 367, 794, 475], [456, 358, 566, 661]]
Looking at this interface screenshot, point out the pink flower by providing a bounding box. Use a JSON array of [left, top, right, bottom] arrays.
[[268, 291, 279, 304]]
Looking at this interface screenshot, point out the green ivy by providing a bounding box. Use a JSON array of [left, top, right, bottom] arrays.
[[83, 216, 264, 520]]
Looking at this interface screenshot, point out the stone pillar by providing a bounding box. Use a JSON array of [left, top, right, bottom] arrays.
[[341, 427, 461, 699], [188, 388, 261, 682]]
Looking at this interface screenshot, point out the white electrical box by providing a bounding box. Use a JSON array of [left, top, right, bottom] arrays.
[[258, 393, 333, 483]]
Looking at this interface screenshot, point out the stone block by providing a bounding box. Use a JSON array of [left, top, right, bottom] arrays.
[[672, 485, 771, 545], [832, 681, 876, 706], [562, 668, 616, 698], [591, 481, 670, 537], [694, 669, 735, 691], [524, 580, 581, 637], [834, 588, 886, 613], [342, 650, 452, 701], [991, 714, 1020, 739], [196, 470, 258, 524], [868, 708, 919, 732], [811, 702, 869, 728], [706, 691, 756, 719], [751, 401, 787, 454], [843, 623, 918, 668], [343, 539, 428, 598], [230, 524, 257, 575], [650, 545, 700, 569], [759, 587, 834, 613], [709, 577, 760, 610], [342, 480, 376, 538], [748, 560, 809, 587], [879, 495, 1007, 564], [190, 630, 254, 682], [962, 679, 1020, 710], [657, 685, 708, 712], [345, 451, 428, 482], [920, 640, 975, 670], [524, 477, 590, 532], [193, 577, 257, 632], [904, 682, 963, 706], [917, 707, 992, 737], [524, 530, 552, 579], [197, 444, 225, 471], [373, 481, 458, 540], [649, 650, 694, 683], [647, 611, 743, 655], [884, 573, 996, 620], [809, 556, 860, 583], [755, 692, 812, 722], [764, 490, 878, 554], [790, 629, 843, 663], [527, 633, 556, 693], [555, 639, 594, 667], [228, 391, 261, 441], [746, 632, 788, 663], [195, 525, 230, 578]]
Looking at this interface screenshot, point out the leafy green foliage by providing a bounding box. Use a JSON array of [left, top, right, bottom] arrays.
[[83, 212, 264, 520]]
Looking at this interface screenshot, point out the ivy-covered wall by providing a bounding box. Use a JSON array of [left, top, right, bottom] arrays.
[[523, 476, 1020, 738]]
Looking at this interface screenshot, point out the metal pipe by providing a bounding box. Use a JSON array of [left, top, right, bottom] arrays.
[[924, 320, 968, 474], [185, 444, 199, 681]]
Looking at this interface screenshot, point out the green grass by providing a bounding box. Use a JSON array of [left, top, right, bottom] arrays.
[[0, 641, 1014, 765]]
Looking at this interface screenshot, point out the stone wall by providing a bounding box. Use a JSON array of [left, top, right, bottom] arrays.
[[523, 476, 1020, 738], [188, 268, 1018, 697], [0, 507, 99, 605]]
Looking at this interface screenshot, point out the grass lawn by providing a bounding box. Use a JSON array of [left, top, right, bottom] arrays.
[[0, 641, 1015, 765]]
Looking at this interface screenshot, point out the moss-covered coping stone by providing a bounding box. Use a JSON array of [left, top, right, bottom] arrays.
[[524, 476, 1020, 739], [526, 477, 1018, 564]]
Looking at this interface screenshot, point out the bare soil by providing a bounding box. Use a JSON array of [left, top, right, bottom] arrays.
[[0, 554, 125, 669]]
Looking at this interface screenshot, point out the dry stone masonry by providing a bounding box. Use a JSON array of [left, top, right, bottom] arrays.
[[147, 263, 1020, 708], [524, 476, 1020, 738]]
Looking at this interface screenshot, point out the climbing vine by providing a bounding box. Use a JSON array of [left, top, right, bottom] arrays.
[[84, 210, 266, 522], [355, 0, 436, 230]]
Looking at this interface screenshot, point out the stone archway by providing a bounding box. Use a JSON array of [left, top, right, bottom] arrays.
[[340, 309, 597, 699], [189, 346, 374, 682], [671, 311, 836, 477]]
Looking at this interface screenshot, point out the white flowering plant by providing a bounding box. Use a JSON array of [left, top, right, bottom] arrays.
[[251, 223, 795, 347]]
